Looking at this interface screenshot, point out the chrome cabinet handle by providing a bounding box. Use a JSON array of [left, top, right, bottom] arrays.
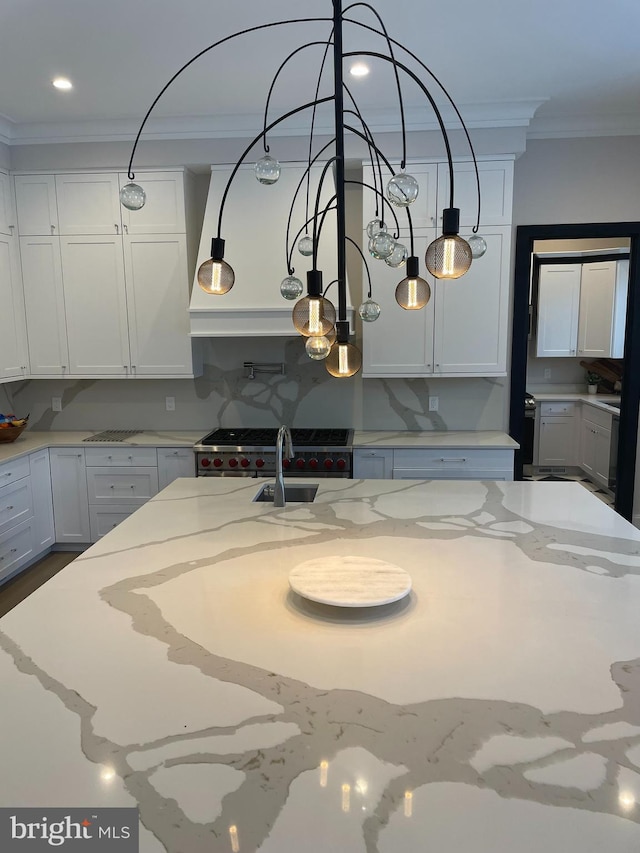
[[51, 224, 56, 233], [123, 224, 128, 234], [10, 548, 17, 553], [439, 457, 467, 463], [115, 224, 119, 234], [6, 505, 14, 510]]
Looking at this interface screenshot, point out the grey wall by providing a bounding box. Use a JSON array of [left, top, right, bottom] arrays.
[[0, 142, 10, 171]]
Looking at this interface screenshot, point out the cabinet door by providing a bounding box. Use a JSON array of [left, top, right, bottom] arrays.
[[119, 172, 185, 234], [49, 448, 90, 543], [353, 449, 393, 479], [436, 160, 513, 227], [55, 173, 121, 235], [362, 162, 438, 230], [0, 235, 29, 381], [29, 449, 55, 553], [0, 520, 35, 583], [61, 236, 130, 376], [157, 448, 196, 490], [0, 172, 15, 235], [577, 261, 616, 358], [361, 231, 435, 377], [123, 234, 193, 376], [536, 264, 581, 357], [14, 175, 58, 235], [20, 236, 70, 376], [433, 227, 509, 374], [538, 416, 575, 466], [86, 467, 159, 504]]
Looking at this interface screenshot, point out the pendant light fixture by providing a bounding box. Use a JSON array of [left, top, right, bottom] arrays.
[[121, 1, 483, 379]]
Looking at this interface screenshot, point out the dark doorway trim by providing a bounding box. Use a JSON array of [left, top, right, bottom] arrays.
[[509, 222, 640, 522]]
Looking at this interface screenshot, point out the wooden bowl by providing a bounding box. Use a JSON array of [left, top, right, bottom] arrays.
[[0, 424, 27, 443]]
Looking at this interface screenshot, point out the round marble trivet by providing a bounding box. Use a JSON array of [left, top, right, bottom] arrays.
[[289, 556, 411, 607]]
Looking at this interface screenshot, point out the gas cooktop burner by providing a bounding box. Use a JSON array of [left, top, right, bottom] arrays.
[[198, 428, 351, 447]]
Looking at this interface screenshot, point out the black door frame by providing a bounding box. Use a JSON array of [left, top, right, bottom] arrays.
[[509, 222, 640, 522]]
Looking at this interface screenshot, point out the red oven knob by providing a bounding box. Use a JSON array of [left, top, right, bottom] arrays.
[[213, 458, 223, 468], [324, 458, 334, 470], [256, 458, 265, 468], [228, 458, 238, 468], [309, 458, 318, 470], [296, 458, 305, 470], [200, 457, 211, 467], [241, 458, 250, 468], [336, 458, 346, 470], [283, 458, 291, 469]]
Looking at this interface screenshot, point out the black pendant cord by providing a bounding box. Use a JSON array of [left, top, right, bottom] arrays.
[[345, 236, 373, 299], [343, 2, 407, 169], [344, 50, 455, 211], [124, 16, 332, 180], [343, 17, 481, 232], [332, 0, 348, 324], [288, 203, 338, 274], [322, 279, 339, 298], [344, 122, 414, 256], [284, 137, 336, 274], [304, 31, 335, 235], [342, 91, 384, 221], [261, 40, 334, 154], [216, 96, 334, 239], [311, 156, 340, 269]]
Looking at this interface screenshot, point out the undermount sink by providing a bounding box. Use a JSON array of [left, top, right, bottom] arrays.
[[253, 483, 319, 503]]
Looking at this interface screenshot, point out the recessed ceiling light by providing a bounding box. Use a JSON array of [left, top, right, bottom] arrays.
[[349, 62, 369, 78], [52, 77, 73, 90]]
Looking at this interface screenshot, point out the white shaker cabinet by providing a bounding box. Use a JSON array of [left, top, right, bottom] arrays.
[[577, 260, 620, 358], [0, 171, 16, 235], [13, 175, 58, 235], [0, 234, 29, 382], [19, 236, 70, 376], [535, 264, 581, 357], [55, 173, 122, 235], [536, 401, 577, 467], [29, 449, 55, 553], [49, 448, 91, 544], [157, 448, 196, 489], [119, 172, 186, 234], [436, 159, 514, 227], [353, 448, 394, 479], [579, 405, 612, 489]]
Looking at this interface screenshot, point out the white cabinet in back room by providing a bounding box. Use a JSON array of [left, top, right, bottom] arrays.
[[535, 401, 577, 468]]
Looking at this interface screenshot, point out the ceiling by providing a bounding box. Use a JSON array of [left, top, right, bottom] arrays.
[[1, 0, 639, 145]]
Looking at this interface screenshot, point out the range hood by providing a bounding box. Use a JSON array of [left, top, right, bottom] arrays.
[[190, 163, 354, 337]]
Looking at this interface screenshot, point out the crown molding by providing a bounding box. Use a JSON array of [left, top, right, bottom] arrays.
[[0, 113, 15, 146], [527, 113, 640, 139]]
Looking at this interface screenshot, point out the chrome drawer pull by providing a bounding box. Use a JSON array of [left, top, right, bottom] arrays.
[[6, 505, 14, 510], [439, 457, 467, 463]]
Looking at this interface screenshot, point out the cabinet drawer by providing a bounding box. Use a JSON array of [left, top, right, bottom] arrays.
[[0, 455, 30, 486], [0, 520, 35, 583], [392, 468, 510, 481], [393, 448, 513, 470], [84, 447, 157, 467], [0, 477, 33, 536], [581, 404, 612, 430], [89, 504, 136, 541], [540, 402, 576, 416], [86, 467, 159, 504]]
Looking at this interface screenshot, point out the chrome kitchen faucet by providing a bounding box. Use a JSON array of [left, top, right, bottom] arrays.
[[274, 425, 294, 507]]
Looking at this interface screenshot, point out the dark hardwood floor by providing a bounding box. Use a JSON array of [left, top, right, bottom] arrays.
[[0, 552, 81, 618]]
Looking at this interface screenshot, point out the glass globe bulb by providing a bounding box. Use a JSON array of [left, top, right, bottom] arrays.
[[468, 234, 488, 259], [395, 275, 431, 310], [280, 275, 304, 300], [425, 235, 472, 279], [254, 154, 281, 185], [197, 257, 235, 295], [292, 296, 336, 337], [119, 182, 146, 211], [358, 299, 381, 322], [298, 235, 314, 256], [325, 342, 362, 377], [366, 218, 387, 238], [368, 231, 394, 260], [384, 242, 408, 268], [305, 335, 332, 360], [386, 173, 419, 207]]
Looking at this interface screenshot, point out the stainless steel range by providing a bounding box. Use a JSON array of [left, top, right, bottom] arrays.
[[194, 428, 353, 477]]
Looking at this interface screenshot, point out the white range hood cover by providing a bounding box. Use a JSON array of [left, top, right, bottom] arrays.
[[190, 163, 354, 337]]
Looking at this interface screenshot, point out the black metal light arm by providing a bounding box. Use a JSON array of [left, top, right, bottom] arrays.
[[343, 87, 385, 219], [311, 156, 340, 268], [288, 202, 338, 274], [345, 235, 373, 299], [305, 32, 335, 230], [345, 180, 401, 239]]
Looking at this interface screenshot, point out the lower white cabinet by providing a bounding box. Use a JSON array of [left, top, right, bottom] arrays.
[[0, 520, 35, 583], [157, 448, 196, 489], [580, 406, 612, 489], [536, 402, 577, 467], [89, 505, 139, 542], [49, 448, 91, 544], [354, 446, 514, 480], [86, 467, 159, 504], [29, 449, 55, 552]]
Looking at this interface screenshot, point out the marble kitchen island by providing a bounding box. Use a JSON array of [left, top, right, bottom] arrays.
[[1, 476, 640, 852]]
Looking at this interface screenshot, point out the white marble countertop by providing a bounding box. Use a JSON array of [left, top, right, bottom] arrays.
[[353, 430, 519, 449], [1, 477, 640, 851], [533, 394, 621, 415], [0, 430, 203, 464]]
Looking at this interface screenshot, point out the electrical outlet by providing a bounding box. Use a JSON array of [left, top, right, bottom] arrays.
[[165, 396, 175, 412], [544, 368, 552, 379], [52, 397, 62, 412], [428, 396, 439, 412]]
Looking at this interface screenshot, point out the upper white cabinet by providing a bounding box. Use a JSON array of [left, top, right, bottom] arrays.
[[536, 259, 628, 359], [0, 234, 29, 382], [0, 172, 16, 235], [14, 175, 59, 235], [436, 160, 514, 227], [13, 169, 198, 379], [363, 163, 438, 231]]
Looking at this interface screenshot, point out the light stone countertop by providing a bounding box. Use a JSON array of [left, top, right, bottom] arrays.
[[533, 393, 621, 415], [0, 430, 204, 464], [1, 476, 639, 851], [354, 429, 519, 449]]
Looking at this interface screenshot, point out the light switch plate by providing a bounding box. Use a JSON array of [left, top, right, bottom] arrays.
[[165, 396, 176, 411], [428, 396, 439, 412], [52, 397, 62, 412]]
